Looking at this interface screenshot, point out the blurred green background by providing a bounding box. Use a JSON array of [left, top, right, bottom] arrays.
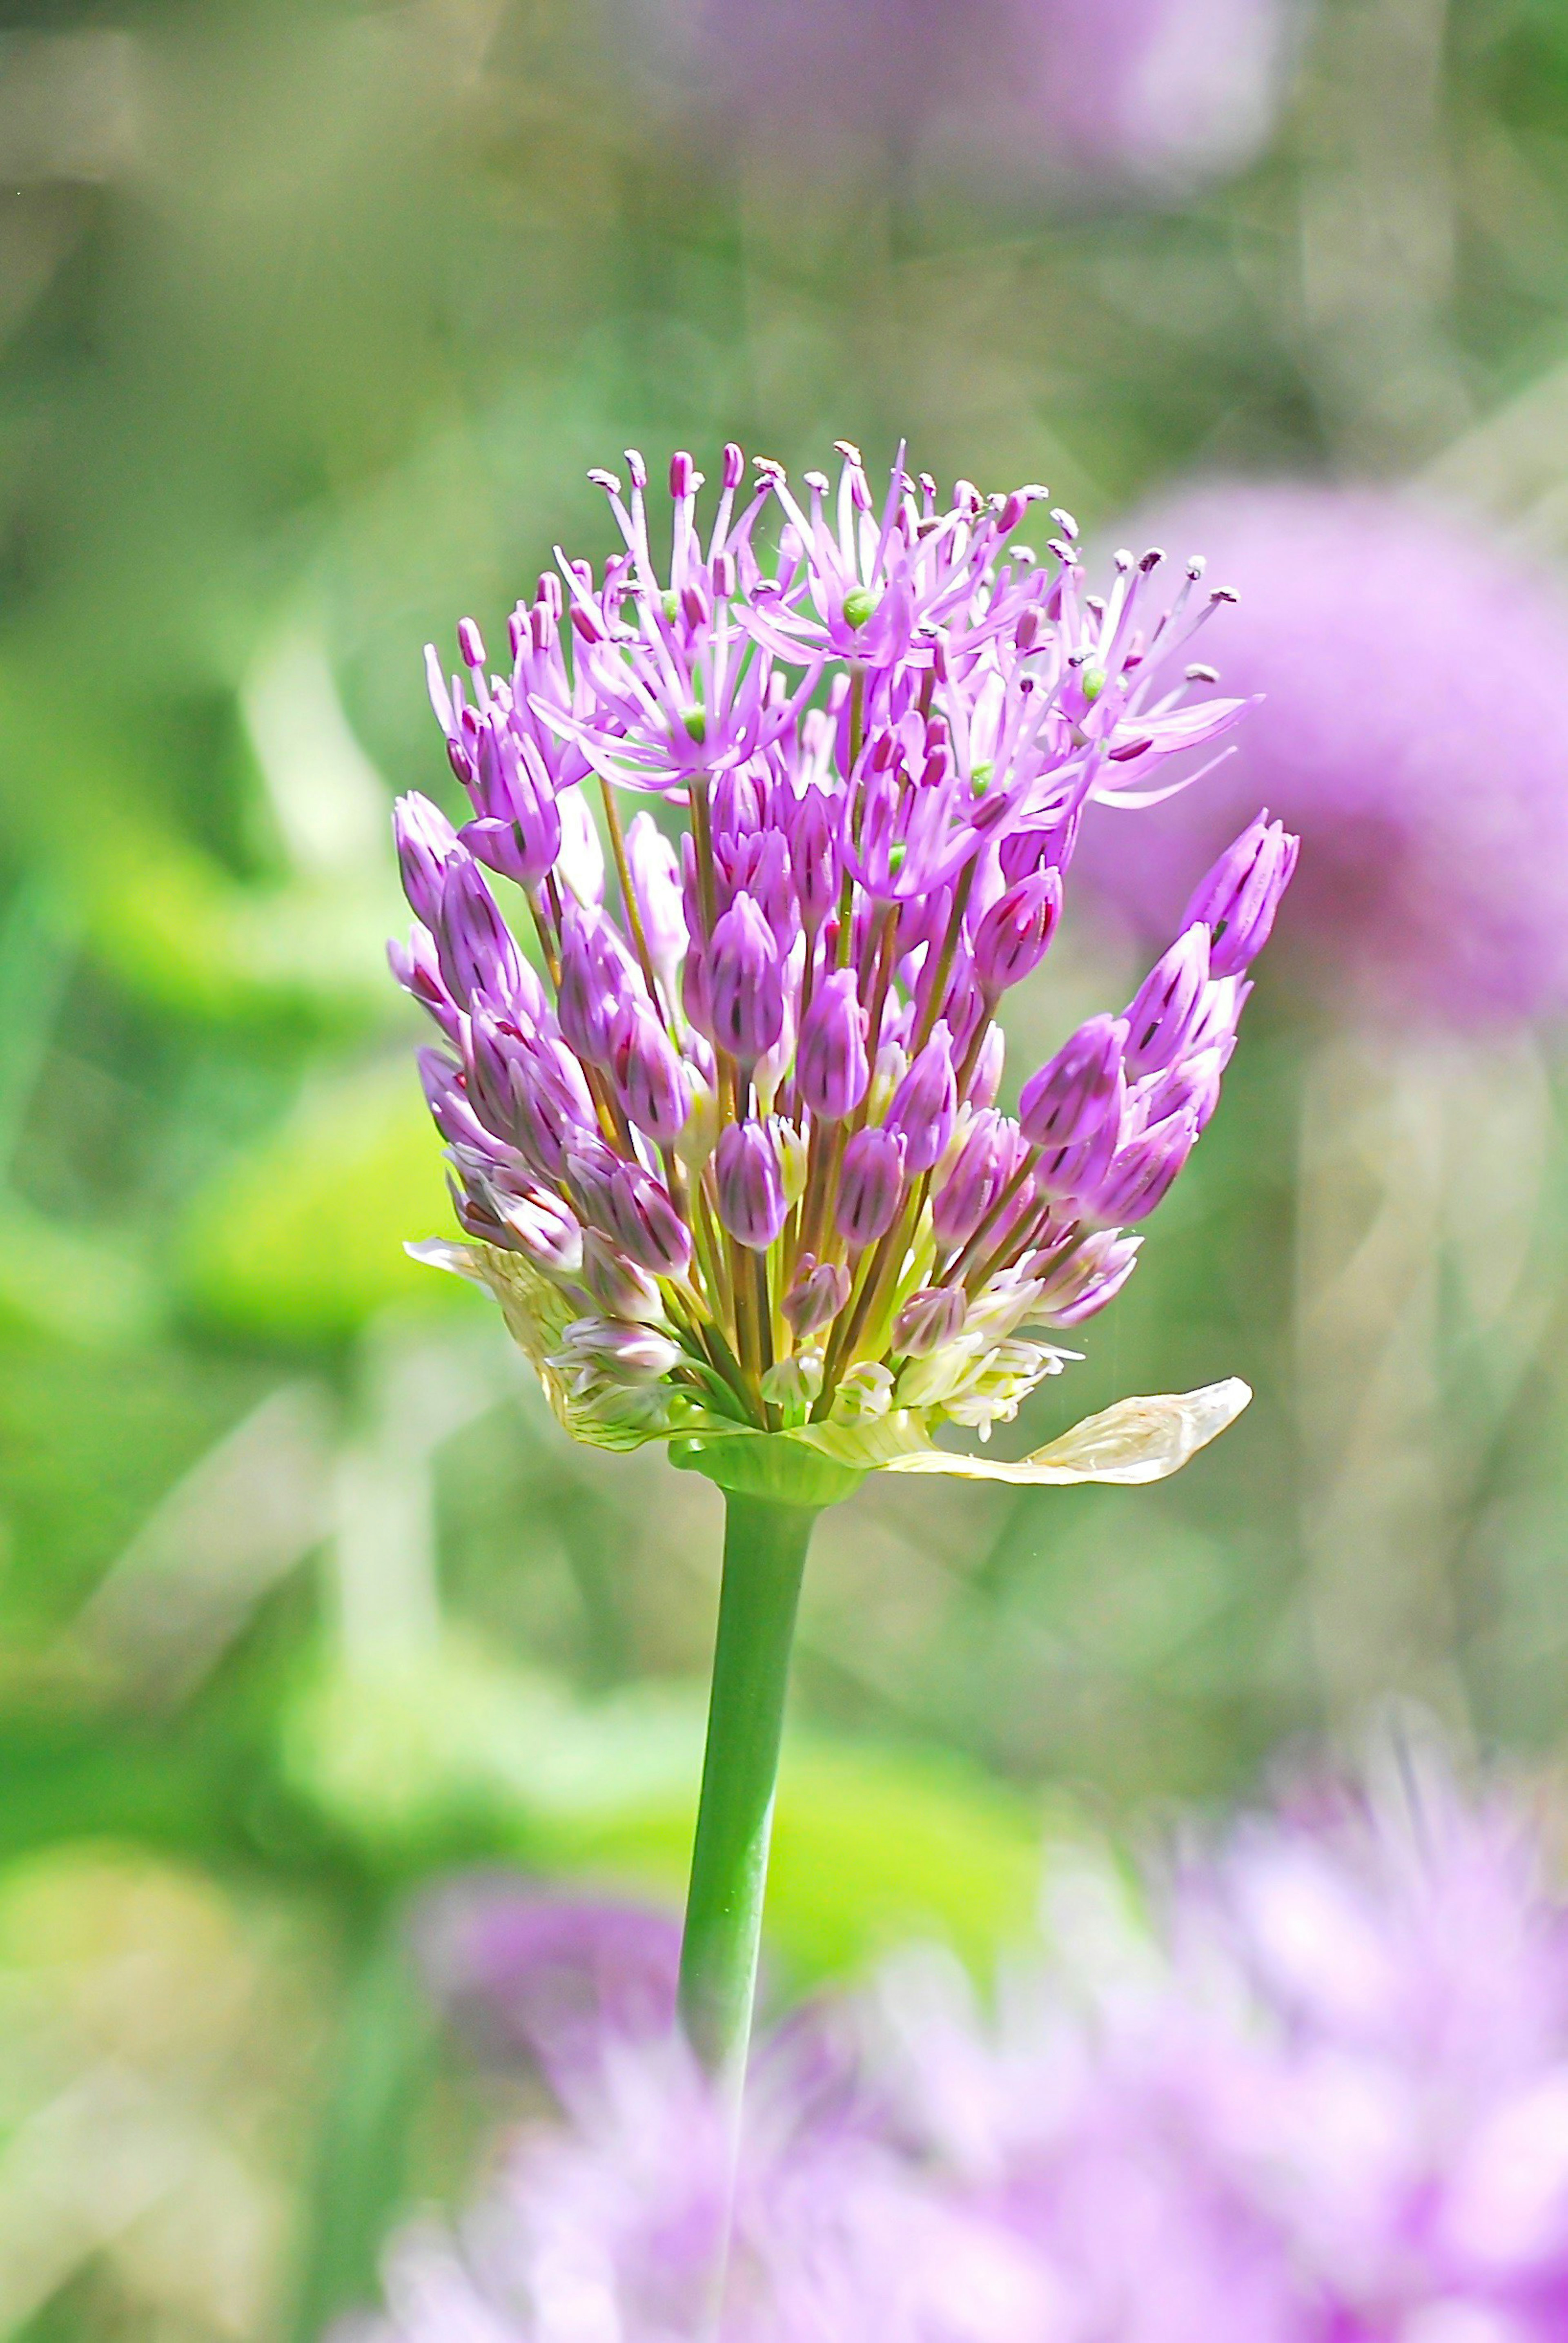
[[5, 0, 1568, 2334]]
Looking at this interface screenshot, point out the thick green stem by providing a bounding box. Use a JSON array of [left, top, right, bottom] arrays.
[[678, 1491, 817, 2079]]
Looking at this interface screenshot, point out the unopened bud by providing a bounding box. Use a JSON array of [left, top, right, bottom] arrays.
[[893, 1286, 967, 1358]]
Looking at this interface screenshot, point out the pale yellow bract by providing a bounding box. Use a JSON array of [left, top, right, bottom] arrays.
[[410, 1235, 1250, 1491]]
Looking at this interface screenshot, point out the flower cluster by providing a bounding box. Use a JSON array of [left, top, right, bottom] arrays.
[[364, 1749, 1568, 2343], [392, 446, 1294, 1456], [1075, 481, 1568, 1026]]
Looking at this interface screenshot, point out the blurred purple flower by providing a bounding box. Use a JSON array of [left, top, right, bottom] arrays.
[[363, 1750, 1568, 2343], [1076, 483, 1568, 1025], [669, 0, 1306, 200]]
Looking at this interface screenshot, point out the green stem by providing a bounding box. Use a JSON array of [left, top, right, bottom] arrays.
[[678, 1491, 817, 2079]]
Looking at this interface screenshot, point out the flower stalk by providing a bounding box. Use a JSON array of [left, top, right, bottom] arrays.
[[677, 1489, 817, 2080]]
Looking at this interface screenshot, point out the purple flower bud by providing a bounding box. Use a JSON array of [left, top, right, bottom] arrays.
[[1091, 1110, 1198, 1224], [795, 970, 869, 1121], [558, 907, 640, 1069], [1185, 975, 1251, 1060], [1025, 1230, 1142, 1327], [604, 1162, 692, 1279], [470, 1012, 593, 1179], [1034, 1074, 1126, 1206], [787, 785, 840, 935], [1018, 1015, 1125, 1149], [555, 1316, 680, 1384], [433, 856, 523, 1012], [707, 894, 785, 1066], [490, 1182, 583, 1276], [782, 1255, 851, 1338], [997, 806, 1082, 885], [580, 1230, 664, 1322], [461, 725, 561, 892], [1181, 812, 1300, 981], [609, 1002, 690, 1146], [971, 869, 1063, 996], [836, 1126, 906, 1250], [885, 1022, 957, 1174], [1124, 925, 1211, 1076], [394, 793, 462, 928], [1139, 1043, 1229, 1136], [893, 1286, 967, 1358], [932, 1111, 1023, 1248], [418, 1047, 491, 1155], [388, 927, 461, 1043], [714, 1121, 787, 1250]]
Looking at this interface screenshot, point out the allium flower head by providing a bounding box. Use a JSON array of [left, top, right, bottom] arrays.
[[1076, 482, 1568, 1026], [364, 1748, 1568, 2343], [394, 446, 1292, 1485]]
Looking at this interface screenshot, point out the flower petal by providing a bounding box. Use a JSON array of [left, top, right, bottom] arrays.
[[881, 1377, 1251, 1484]]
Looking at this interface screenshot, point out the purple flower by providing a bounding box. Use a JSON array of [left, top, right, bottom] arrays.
[[1076, 482, 1568, 1026], [892, 1286, 967, 1357], [366, 1746, 1568, 2343], [884, 1023, 957, 1175], [396, 446, 1289, 1450], [670, 0, 1303, 202], [782, 1256, 851, 1338], [707, 893, 786, 1067], [715, 1120, 788, 1250], [836, 1126, 906, 1250], [795, 969, 870, 1122]]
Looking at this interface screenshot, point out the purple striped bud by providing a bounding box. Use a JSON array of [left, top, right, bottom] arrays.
[[1025, 1230, 1142, 1328], [997, 807, 1081, 885], [1034, 1075, 1126, 1206], [418, 1048, 491, 1155], [1186, 975, 1251, 1060], [1139, 1043, 1230, 1137], [1124, 925, 1210, 1076], [971, 869, 1062, 996], [433, 857, 523, 1011], [1182, 813, 1299, 981], [932, 1111, 1022, 1248], [610, 1002, 690, 1146], [1092, 1110, 1198, 1224], [886, 1021, 956, 1173], [707, 894, 785, 1066], [893, 1286, 967, 1358], [788, 785, 839, 934], [603, 1162, 692, 1279], [782, 1255, 851, 1338], [714, 1121, 787, 1250], [1018, 1015, 1125, 1149], [836, 1126, 906, 1250], [461, 726, 561, 891], [395, 793, 462, 928], [497, 1027, 595, 1180], [555, 1317, 680, 1384], [580, 1229, 664, 1322], [388, 927, 462, 1043], [489, 1180, 583, 1276], [795, 970, 869, 1121], [558, 907, 641, 1069]]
